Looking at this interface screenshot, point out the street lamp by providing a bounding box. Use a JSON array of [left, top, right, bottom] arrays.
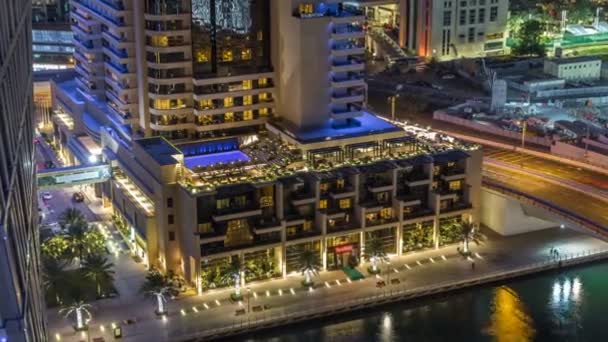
[[387, 94, 399, 121], [247, 287, 251, 314]]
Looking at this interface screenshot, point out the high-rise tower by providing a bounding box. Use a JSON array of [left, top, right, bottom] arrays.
[[0, 0, 49, 341]]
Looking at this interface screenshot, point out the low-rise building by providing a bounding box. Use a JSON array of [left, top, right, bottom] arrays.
[[543, 56, 602, 81]]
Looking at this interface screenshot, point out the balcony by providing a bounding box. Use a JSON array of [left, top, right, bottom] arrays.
[[253, 217, 282, 234], [440, 168, 467, 181], [72, 24, 101, 40], [290, 190, 316, 206], [405, 171, 431, 186], [366, 177, 394, 193], [332, 26, 365, 40], [72, 0, 127, 27], [212, 202, 262, 222], [329, 186, 355, 199], [331, 10, 366, 24], [331, 91, 365, 104], [331, 108, 363, 120], [331, 44, 365, 57], [331, 59, 365, 73], [439, 202, 472, 215], [403, 208, 435, 220], [73, 36, 97, 52], [103, 45, 130, 62], [326, 218, 359, 234], [396, 193, 423, 207], [102, 31, 133, 48], [365, 216, 398, 228], [331, 76, 365, 88]]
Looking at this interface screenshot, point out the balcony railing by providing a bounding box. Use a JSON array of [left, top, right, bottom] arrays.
[[366, 216, 398, 228], [403, 208, 435, 219], [440, 202, 472, 214]]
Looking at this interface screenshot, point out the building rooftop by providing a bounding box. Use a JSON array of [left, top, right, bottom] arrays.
[[272, 112, 402, 143], [547, 56, 602, 65], [135, 137, 182, 166], [176, 117, 478, 194]]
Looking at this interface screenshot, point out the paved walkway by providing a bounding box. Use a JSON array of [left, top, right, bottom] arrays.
[[47, 227, 608, 342]]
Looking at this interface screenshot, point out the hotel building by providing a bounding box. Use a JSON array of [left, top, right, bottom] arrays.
[[51, 0, 482, 289]]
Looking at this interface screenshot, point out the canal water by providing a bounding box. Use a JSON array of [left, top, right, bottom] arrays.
[[245, 262, 608, 342]]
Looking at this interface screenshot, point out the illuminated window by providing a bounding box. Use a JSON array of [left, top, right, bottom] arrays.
[[403, 206, 413, 215], [243, 95, 252, 105], [198, 115, 212, 125], [195, 49, 210, 62], [199, 99, 213, 109], [217, 198, 230, 210], [366, 213, 377, 221], [303, 220, 312, 231], [319, 183, 329, 193], [259, 78, 268, 87], [242, 79, 252, 89], [150, 35, 168, 47], [319, 199, 327, 209], [153, 98, 185, 109], [243, 110, 253, 120], [241, 48, 252, 60], [224, 112, 234, 122], [224, 97, 234, 108], [449, 181, 462, 191], [432, 181, 438, 190], [259, 107, 269, 116], [287, 226, 297, 236], [336, 178, 345, 189], [259, 92, 269, 101], [222, 49, 233, 62], [380, 208, 393, 219], [339, 198, 351, 209], [433, 165, 440, 176]]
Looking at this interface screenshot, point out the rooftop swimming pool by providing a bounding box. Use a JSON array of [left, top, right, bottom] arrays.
[[184, 150, 251, 169]]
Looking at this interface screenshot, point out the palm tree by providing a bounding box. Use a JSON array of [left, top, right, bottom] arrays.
[[364, 237, 388, 274], [60, 284, 92, 331], [458, 220, 482, 255], [298, 250, 320, 286], [82, 254, 115, 298], [63, 220, 89, 266], [140, 269, 177, 315], [59, 208, 86, 230], [42, 257, 69, 305], [221, 257, 248, 299]]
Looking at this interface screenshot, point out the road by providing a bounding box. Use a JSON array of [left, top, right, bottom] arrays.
[[483, 165, 608, 229], [484, 147, 608, 192]]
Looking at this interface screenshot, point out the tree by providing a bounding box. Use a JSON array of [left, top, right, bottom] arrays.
[[60, 283, 92, 331], [364, 237, 388, 274], [512, 20, 546, 57], [221, 257, 248, 300], [63, 222, 107, 266], [140, 269, 177, 315], [59, 208, 86, 230], [41, 235, 71, 261], [298, 250, 320, 286], [82, 254, 115, 298], [43, 257, 69, 305], [458, 220, 482, 255]]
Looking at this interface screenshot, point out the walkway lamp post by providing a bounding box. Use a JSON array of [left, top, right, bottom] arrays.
[[247, 287, 251, 314]]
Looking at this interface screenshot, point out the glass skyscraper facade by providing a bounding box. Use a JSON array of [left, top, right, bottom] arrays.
[[191, 0, 271, 78]]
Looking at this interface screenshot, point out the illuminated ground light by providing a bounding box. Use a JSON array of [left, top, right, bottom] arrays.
[[346, 278, 352, 283], [192, 306, 199, 313], [265, 290, 270, 297], [203, 303, 210, 309], [416, 260, 422, 266], [215, 299, 221, 306], [290, 288, 296, 295], [324, 281, 331, 288], [308, 287, 314, 292], [180, 309, 186, 316], [336, 279, 342, 286], [429, 257, 435, 263], [253, 292, 258, 299], [278, 289, 283, 296], [54, 333, 61, 341], [405, 264, 411, 270], [441, 255, 447, 261]]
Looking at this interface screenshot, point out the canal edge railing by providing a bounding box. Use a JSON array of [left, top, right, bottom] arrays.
[[178, 248, 608, 342]]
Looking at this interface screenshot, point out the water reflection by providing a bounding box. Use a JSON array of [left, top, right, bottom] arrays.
[[485, 286, 536, 342]]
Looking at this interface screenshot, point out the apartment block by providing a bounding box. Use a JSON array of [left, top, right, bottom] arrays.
[[401, 0, 508, 60]]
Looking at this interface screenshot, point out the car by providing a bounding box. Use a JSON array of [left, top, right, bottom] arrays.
[[441, 73, 456, 80], [376, 280, 386, 288], [72, 192, 85, 203], [431, 83, 444, 90], [41, 192, 52, 200]]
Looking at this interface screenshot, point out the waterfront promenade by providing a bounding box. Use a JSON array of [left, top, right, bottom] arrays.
[[47, 227, 608, 342]]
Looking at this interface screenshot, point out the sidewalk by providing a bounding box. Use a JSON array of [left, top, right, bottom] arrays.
[[47, 227, 608, 342]]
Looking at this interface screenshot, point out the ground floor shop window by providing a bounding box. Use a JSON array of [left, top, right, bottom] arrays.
[[438, 216, 462, 246], [402, 221, 434, 253]]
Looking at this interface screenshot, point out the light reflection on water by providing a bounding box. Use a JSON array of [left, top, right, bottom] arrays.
[[245, 263, 608, 342]]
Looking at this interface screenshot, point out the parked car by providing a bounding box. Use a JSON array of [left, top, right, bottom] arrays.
[[73, 192, 85, 202], [441, 73, 456, 80], [41, 192, 53, 200]]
